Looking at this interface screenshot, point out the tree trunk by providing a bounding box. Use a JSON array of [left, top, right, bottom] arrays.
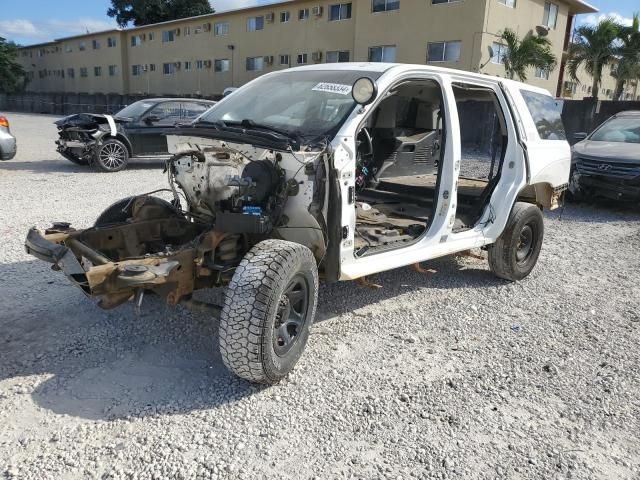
[[591, 74, 599, 99], [591, 61, 599, 99], [614, 79, 625, 101]]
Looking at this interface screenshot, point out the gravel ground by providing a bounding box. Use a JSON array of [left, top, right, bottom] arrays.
[[1, 113, 639, 480]]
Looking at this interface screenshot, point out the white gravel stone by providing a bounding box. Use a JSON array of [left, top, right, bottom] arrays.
[[1, 113, 639, 479]]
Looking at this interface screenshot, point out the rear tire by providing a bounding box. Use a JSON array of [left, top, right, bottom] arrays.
[[219, 240, 319, 384], [488, 202, 544, 281], [94, 139, 129, 172]]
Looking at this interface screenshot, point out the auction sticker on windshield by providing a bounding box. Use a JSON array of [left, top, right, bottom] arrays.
[[312, 83, 353, 95]]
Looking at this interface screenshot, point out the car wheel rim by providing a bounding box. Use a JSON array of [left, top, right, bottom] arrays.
[[516, 224, 535, 264], [273, 274, 309, 356], [99, 143, 126, 169]]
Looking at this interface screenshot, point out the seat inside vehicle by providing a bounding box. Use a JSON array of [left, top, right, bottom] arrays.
[[354, 80, 508, 255]]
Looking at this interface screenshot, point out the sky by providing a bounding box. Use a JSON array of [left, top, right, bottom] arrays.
[[0, 0, 637, 46]]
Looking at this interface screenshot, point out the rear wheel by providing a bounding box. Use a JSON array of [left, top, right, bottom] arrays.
[[488, 202, 544, 281], [219, 240, 319, 384], [94, 139, 129, 172]]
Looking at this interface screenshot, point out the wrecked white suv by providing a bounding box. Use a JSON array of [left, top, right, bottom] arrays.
[[25, 64, 570, 384]]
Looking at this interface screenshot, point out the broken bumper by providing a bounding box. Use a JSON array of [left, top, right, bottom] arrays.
[[25, 227, 90, 294], [572, 173, 640, 201]]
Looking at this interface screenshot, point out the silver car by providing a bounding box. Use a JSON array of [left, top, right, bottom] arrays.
[[570, 111, 640, 202], [0, 115, 17, 161]]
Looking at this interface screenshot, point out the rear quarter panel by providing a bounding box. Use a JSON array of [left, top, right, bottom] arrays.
[[506, 83, 571, 188]]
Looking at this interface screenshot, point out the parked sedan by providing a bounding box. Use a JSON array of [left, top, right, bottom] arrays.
[[56, 98, 215, 172], [570, 111, 640, 202], [0, 115, 17, 161]]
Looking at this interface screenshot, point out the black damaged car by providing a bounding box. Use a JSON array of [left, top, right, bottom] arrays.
[[55, 98, 216, 172]]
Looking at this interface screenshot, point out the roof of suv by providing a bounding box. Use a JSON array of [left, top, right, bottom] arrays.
[[285, 62, 554, 97]]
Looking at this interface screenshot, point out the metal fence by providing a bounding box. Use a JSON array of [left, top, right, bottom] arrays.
[[562, 99, 640, 144], [0, 92, 220, 116], [2, 93, 639, 144]]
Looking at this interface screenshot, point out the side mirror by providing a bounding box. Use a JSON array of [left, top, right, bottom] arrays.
[[144, 114, 160, 124], [352, 77, 378, 106], [573, 132, 588, 141]]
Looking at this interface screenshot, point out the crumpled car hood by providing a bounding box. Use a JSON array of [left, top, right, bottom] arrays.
[[55, 113, 126, 129], [573, 140, 640, 163]]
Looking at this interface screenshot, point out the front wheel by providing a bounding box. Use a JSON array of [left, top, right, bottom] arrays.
[[94, 139, 129, 172], [219, 240, 319, 384], [488, 202, 544, 281]]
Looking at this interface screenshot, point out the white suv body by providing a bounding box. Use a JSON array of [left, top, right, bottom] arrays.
[[26, 64, 570, 384]]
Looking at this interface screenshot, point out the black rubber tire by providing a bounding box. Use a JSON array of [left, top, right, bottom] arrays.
[[219, 239, 319, 384], [94, 196, 179, 227], [488, 202, 544, 282], [94, 138, 129, 172]]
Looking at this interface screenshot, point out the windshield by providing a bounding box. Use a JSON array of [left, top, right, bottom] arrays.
[[115, 100, 156, 119], [590, 116, 640, 144], [199, 70, 383, 140]]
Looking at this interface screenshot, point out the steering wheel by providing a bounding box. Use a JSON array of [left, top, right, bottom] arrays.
[[358, 127, 374, 159]]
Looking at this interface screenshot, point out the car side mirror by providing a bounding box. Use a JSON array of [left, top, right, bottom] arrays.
[[573, 132, 588, 141], [144, 114, 160, 124]]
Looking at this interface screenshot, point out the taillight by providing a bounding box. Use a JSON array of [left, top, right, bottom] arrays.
[[0, 116, 9, 128]]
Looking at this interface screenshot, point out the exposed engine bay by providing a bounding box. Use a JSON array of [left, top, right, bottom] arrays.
[[55, 113, 120, 165]]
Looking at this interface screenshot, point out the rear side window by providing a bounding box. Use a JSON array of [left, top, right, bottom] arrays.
[[520, 90, 566, 140]]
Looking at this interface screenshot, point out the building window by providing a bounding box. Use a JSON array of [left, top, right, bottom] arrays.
[[196, 60, 204, 69], [163, 63, 176, 75], [184, 61, 192, 71], [148, 32, 155, 41], [297, 53, 308, 64], [534, 67, 550, 79], [431, 0, 462, 4], [498, 0, 516, 7], [214, 22, 229, 36], [329, 3, 352, 21], [107, 37, 117, 47], [543, 2, 558, 29], [246, 57, 265, 71], [108, 65, 119, 76], [299, 8, 310, 20], [92, 39, 100, 49], [214, 59, 230, 72], [132, 65, 142, 76], [427, 41, 461, 62], [131, 35, 141, 47], [368, 45, 396, 62], [372, 0, 400, 12], [79, 67, 87, 78], [326, 50, 350, 62], [280, 54, 290, 65], [184, 26, 191, 35], [94, 66, 102, 76], [79, 41, 86, 51], [247, 16, 265, 31], [149, 64, 156, 72], [281, 11, 290, 22], [491, 42, 509, 64], [163, 30, 175, 42], [67, 68, 75, 78], [65, 45, 73, 53]]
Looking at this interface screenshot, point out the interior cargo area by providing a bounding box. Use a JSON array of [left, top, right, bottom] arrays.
[[353, 80, 508, 255]]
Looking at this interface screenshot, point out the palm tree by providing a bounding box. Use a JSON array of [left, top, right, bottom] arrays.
[[567, 18, 621, 99], [498, 28, 557, 81], [611, 13, 640, 100]]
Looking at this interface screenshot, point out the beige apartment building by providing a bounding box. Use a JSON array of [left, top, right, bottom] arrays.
[[18, 0, 598, 98]]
